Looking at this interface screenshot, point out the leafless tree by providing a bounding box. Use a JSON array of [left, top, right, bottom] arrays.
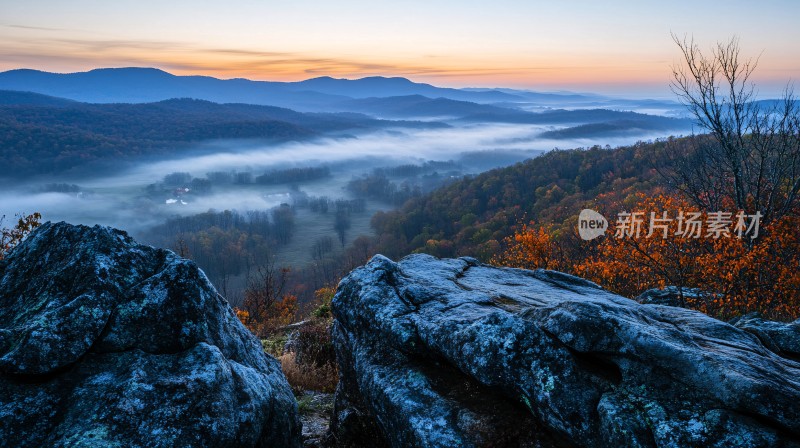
[[311, 236, 334, 261], [665, 34, 800, 225], [242, 259, 290, 322], [334, 209, 351, 247]]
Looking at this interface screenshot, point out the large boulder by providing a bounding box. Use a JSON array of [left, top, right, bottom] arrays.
[[330, 254, 800, 448], [0, 222, 301, 447]]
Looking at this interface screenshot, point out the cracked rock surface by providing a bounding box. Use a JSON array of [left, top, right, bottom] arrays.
[[0, 222, 301, 448], [330, 254, 800, 448]]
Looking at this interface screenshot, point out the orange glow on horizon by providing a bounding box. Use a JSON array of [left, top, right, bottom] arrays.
[[1, 28, 797, 98], [0, 42, 690, 93], [1, 0, 798, 98]]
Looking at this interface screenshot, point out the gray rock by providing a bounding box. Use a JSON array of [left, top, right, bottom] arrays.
[[331, 254, 800, 448], [635, 286, 713, 308], [0, 222, 301, 448], [298, 391, 334, 448], [730, 313, 800, 361]]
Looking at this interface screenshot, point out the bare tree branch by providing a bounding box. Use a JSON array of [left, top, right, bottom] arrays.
[[666, 34, 800, 226]]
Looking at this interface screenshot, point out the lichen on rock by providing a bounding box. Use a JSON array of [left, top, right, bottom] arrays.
[[330, 254, 800, 448], [0, 222, 301, 448]]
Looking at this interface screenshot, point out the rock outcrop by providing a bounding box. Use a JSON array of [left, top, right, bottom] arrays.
[[330, 254, 800, 447], [634, 286, 712, 308], [0, 222, 301, 447], [730, 313, 800, 362]]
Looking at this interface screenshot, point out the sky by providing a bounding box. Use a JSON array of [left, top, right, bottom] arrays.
[[1, 0, 798, 97]]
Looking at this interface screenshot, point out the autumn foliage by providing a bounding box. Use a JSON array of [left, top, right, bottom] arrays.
[[0, 213, 42, 260], [235, 264, 298, 337], [492, 224, 566, 272], [259, 285, 339, 394], [495, 194, 800, 321], [236, 294, 297, 338]]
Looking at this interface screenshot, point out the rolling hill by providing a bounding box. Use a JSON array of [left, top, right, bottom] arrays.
[[0, 91, 446, 176], [368, 141, 667, 261]]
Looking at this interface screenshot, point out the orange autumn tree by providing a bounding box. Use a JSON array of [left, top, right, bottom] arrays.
[[0, 212, 42, 260], [497, 193, 799, 320], [492, 223, 565, 271], [236, 263, 298, 337], [575, 194, 732, 313], [310, 285, 337, 319]]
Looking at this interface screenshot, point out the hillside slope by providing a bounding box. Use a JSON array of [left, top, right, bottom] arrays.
[[0, 92, 444, 176], [370, 140, 667, 260]]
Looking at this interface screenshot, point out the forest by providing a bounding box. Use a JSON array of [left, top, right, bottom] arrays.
[[98, 129, 793, 326], [0, 92, 445, 176], [6, 129, 796, 328]]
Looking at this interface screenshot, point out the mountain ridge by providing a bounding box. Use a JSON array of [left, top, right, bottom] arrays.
[[0, 91, 447, 176], [0, 67, 602, 109]]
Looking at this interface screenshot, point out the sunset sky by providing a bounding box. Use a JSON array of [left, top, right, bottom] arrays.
[[1, 0, 798, 97]]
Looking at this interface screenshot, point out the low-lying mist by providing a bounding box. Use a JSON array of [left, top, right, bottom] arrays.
[[0, 122, 688, 233], [0, 121, 691, 302]]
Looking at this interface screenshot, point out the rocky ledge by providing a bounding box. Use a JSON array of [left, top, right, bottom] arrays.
[[0, 222, 301, 447], [330, 254, 800, 447]]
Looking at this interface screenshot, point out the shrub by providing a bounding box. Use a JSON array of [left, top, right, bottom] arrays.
[[274, 316, 338, 393], [279, 352, 338, 394], [293, 319, 336, 368]]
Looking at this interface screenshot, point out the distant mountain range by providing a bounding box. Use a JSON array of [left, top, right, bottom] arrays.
[[289, 75, 524, 102], [0, 67, 681, 112], [337, 94, 522, 118], [0, 69, 697, 177], [333, 95, 691, 133], [0, 68, 526, 110], [0, 86, 692, 134]]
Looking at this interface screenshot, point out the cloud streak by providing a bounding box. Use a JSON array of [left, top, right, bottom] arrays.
[[0, 34, 663, 90], [1, 23, 68, 32]]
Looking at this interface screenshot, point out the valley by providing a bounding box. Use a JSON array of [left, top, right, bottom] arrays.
[[0, 71, 695, 304], [1, 3, 799, 446]]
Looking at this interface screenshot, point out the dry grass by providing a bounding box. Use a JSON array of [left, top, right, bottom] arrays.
[[280, 352, 338, 394]]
